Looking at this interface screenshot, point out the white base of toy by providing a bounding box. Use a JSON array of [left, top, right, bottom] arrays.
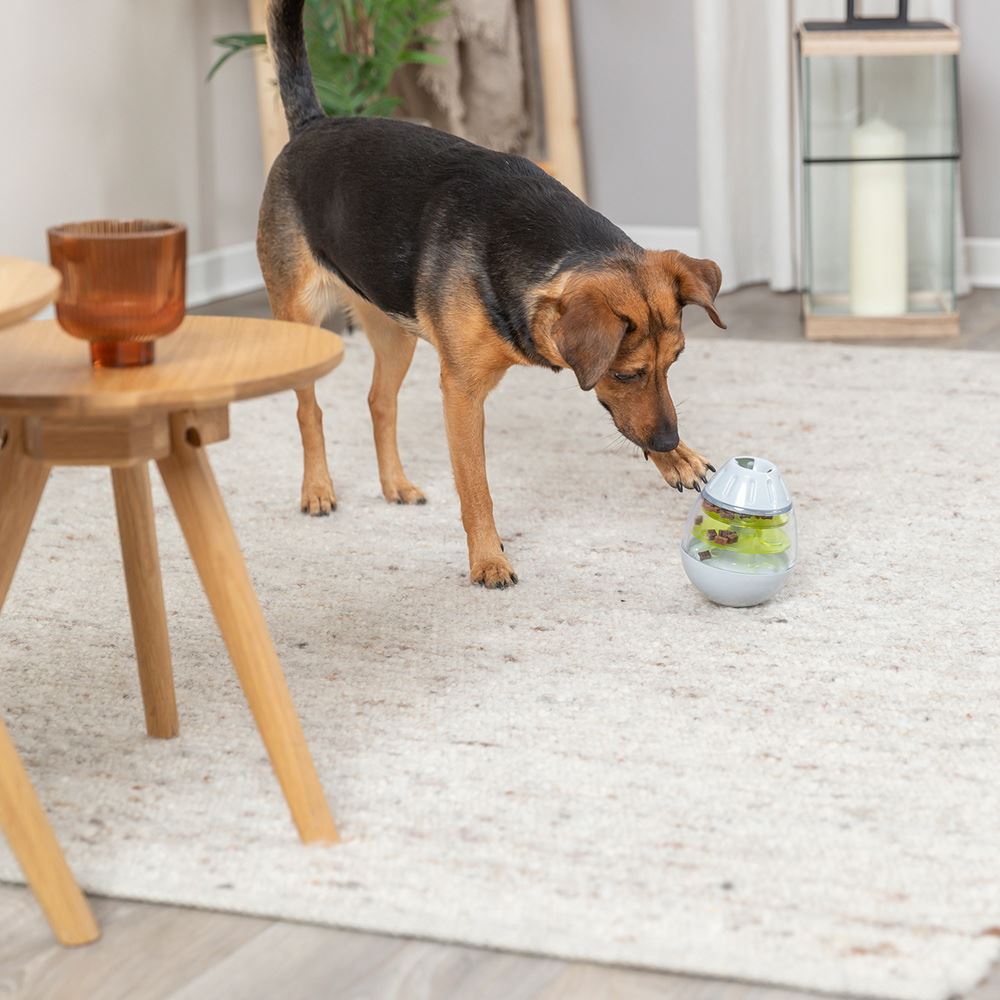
[[680, 547, 792, 608]]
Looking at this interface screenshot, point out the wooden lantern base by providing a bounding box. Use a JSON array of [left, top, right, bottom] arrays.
[[803, 292, 959, 341]]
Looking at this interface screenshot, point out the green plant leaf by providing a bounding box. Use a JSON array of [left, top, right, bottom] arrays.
[[403, 50, 445, 65], [208, 0, 449, 117], [207, 33, 267, 80]]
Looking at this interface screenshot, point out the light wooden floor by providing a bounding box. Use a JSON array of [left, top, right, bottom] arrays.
[[3, 285, 998, 1000]]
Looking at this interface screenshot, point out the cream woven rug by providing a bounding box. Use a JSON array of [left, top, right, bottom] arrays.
[[1, 334, 998, 1000]]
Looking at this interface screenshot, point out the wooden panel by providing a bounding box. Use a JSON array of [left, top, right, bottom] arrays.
[[0, 419, 50, 616], [534, 0, 587, 201], [180, 405, 230, 447], [0, 887, 267, 993], [112, 463, 179, 739], [0, 721, 99, 948], [24, 415, 170, 465], [0, 421, 96, 948], [804, 310, 959, 341], [0, 317, 343, 419], [0, 257, 61, 331], [798, 24, 960, 57], [157, 414, 339, 844]]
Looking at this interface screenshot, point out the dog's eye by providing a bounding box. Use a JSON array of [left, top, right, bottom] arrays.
[[612, 369, 645, 383]]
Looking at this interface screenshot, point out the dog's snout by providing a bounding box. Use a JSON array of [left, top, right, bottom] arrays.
[[648, 428, 680, 453]]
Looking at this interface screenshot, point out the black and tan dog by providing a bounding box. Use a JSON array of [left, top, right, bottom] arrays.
[[258, 0, 726, 588]]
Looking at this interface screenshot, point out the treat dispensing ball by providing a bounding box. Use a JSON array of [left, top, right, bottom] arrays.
[[680, 456, 796, 607]]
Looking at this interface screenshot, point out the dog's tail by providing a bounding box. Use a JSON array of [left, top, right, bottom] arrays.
[[265, 0, 324, 136]]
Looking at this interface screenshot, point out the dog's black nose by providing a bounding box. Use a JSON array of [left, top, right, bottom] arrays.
[[649, 429, 680, 453]]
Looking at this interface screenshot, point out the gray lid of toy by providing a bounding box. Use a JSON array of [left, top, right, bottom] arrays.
[[703, 456, 792, 515]]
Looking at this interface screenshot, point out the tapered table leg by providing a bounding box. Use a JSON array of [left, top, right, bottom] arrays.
[[0, 419, 98, 945], [111, 463, 178, 739], [157, 417, 338, 844], [0, 717, 100, 946], [0, 419, 50, 614]]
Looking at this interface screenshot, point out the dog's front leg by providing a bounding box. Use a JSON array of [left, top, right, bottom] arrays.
[[649, 442, 714, 492], [439, 365, 517, 588]]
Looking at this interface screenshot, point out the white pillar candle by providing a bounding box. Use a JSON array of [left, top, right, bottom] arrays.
[[849, 118, 908, 317]]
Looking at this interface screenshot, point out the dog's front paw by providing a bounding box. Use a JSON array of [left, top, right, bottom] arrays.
[[381, 475, 427, 505], [649, 442, 714, 493], [471, 552, 519, 589], [300, 476, 338, 516]]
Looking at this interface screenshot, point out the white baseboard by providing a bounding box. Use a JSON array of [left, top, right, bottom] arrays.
[[621, 225, 701, 257], [28, 232, 1000, 324], [186, 241, 263, 306], [964, 238, 1000, 289]]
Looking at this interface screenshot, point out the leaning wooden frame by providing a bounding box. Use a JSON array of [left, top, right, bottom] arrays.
[[244, 0, 588, 201]]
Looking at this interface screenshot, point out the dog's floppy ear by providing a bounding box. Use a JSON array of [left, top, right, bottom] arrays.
[[662, 251, 727, 329], [551, 285, 628, 391]]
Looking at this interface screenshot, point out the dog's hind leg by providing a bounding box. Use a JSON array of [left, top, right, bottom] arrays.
[[259, 251, 339, 515], [350, 299, 426, 505]]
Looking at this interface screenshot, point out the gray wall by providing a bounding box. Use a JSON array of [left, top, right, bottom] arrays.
[[4, 1, 996, 266], [573, 0, 1000, 240], [571, 0, 699, 230], [1, 0, 263, 262]]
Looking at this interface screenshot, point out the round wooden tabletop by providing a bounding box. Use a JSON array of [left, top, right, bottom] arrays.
[[0, 257, 62, 330], [0, 316, 345, 418]]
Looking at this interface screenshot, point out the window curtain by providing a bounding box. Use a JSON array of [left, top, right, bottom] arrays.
[[693, 0, 967, 295]]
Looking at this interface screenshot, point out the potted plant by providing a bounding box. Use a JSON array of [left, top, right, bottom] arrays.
[[209, 0, 447, 118]]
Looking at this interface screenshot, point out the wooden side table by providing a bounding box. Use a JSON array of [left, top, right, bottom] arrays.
[[0, 315, 344, 946], [0, 257, 61, 330], [0, 257, 97, 945]]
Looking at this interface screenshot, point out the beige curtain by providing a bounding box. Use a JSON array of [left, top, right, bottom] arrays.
[[694, 0, 967, 294]]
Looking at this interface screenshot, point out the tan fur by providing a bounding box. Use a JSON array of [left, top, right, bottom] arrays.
[[348, 294, 425, 505], [259, 181, 722, 585], [418, 273, 520, 587], [649, 443, 713, 491], [528, 251, 720, 491], [257, 218, 338, 515]]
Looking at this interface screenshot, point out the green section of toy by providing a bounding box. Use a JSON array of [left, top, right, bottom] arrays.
[[692, 507, 791, 556]]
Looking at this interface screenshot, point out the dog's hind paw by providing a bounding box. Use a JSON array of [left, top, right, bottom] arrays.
[[649, 442, 714, 493], [300, 478, 338, 516], [471, 553, 519, 589]]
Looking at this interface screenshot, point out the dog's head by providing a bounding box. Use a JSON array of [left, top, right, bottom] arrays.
[[535, 250, 725, 454]]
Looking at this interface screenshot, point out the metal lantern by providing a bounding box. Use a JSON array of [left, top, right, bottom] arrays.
[[797, 1, 961, 340]]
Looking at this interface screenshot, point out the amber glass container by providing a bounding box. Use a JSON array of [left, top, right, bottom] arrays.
[[47, 220, 186, 367]]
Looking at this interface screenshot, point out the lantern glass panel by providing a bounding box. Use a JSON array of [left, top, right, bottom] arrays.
[[803, 54, 959, 160], [804, 159, 956, 315], [801, 47, 959, 320]]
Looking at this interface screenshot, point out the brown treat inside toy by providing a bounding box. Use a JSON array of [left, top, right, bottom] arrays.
[[706, 529, 717, 540], [694, 515, 703, 526], [698, 550, 712, 561], [703, 499, 739, 520]]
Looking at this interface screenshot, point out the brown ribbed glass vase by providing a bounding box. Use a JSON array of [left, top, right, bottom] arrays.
[[47, 220, 186, 367]]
